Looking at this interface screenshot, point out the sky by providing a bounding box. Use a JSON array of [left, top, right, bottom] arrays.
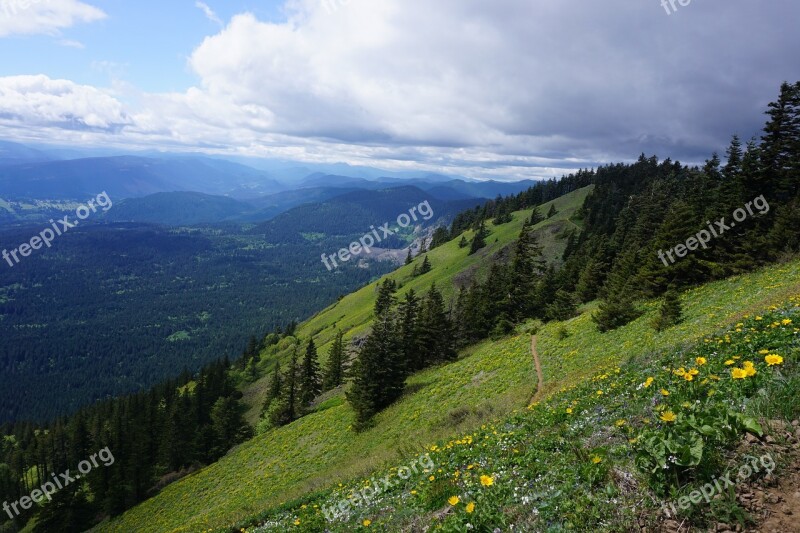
[[0, 0, 798, 181]]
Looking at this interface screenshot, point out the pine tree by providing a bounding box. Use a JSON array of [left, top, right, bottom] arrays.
[[375, 279, 397, 317], [652, 288, 683, 332], [458, 235, 468, 248], [529, 206, 544, 226], [418, 255, 432, 275], [347, 311, 403, 430], [268, 350, 298, 427], [322, 330, 346, 390], [299, 338, 321, 406], [405, 249, 413, 265], [262, 362, 282, 414], [417, 283, 457, 366], [469, 222, 487, 255], [547, 204, 558, 218], [508, 226, 546, 320], [545, 289, 578, 321], [761, 81, 800, 200], [398, 289, 422, 372]]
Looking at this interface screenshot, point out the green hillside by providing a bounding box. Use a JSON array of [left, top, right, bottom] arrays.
[[98, 199, 800, 532], [241, 185, 593, 425]]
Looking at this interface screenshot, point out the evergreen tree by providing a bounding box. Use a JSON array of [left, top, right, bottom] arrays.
[[322, 331, 346, 390], [417, 283, 457, 366], [469, 222, 488, 255], [529, 206, 544, 226], [262, 362, 282, 414], [347, 311, 403, 430], [508, 225, 546, 320], [374, 279, 397, 317], [458, 235, 468, 248], [405, 249, 413, 265], [398, 289, 422, 372], [547, 204, 558, 218], [299, 338, 321, 407], [546, 289, 578, 321], [652, 288, 683, 332], [418, 255, 432, 275]]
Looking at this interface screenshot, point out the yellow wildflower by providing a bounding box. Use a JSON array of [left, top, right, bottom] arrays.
[[765, 354, 784, 366], [660, 411, 677, 423], [480, 475, 494, 487], [731, 368, 748, 379], [466, 502, 475, 513], [591, 455, 602, 464], [696, 357, 707, 366]]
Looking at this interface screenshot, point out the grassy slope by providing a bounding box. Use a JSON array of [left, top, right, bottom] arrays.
[[240, 186, 593, 425], [98, 255, 800, 531], [245, 262, 800, 532]]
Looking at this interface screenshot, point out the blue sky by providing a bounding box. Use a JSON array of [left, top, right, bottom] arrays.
[[0, 0, 798, 180], [0, 1, 286, 92]]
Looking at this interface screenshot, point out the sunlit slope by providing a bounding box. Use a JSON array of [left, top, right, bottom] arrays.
[[99, 255, 800, 532], [241, 185, 594, 424]]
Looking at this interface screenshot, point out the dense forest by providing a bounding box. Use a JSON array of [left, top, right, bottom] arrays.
[[0, 81, 798, 532], [0, 186, 475, 422]]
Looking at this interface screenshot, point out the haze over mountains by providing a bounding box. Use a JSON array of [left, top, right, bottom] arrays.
[[0, 140, 539, 225]]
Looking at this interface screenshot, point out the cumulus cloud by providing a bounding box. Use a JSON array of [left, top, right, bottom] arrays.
[[0, 0, 105, 37], [0, 75, 130, 130], [2, 0, 799, 179]]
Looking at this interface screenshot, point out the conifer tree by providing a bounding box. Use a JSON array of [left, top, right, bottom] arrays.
[[299, 338, 321, 406], [398, 289, 422, 372], [375, 278, 397, 317], [508, 225, 546, 320], [418, 255, 432, 275], [262, 361, 282, 414], [652, 288, 683, 332], [322, 330, 346, 390], [347, 311, 403, 430], [529, 206, 544, 226], [469, 222, 487, 255], [405, 249, 413, 265], [547, 204, 558, 218], [458, 235, 468, 248], [545, 289, 578, 321], [417, 283, 457, 366]]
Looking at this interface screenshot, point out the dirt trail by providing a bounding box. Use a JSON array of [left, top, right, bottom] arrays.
[[529, 335, 545, 405]]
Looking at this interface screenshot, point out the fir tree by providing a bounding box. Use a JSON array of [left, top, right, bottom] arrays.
[[546, 289, 578, 321], [322, 331, 346, 390], [508, 225, 546, 320], [652, 288, 683, 332], [547, 204, 558, 218], [405, 249, 413, 265], [262, 362, 282, 414], [375, 278, 397, 317], [529, 206, 544, 226], [469, 222, 487, 255], [417, 283, 457, 366], [458, 235, 468, 248], [299, 338, 321, 406], [398, 289, 422, 372], [418, 255, 432, 275], [347, 311, 404, 430]]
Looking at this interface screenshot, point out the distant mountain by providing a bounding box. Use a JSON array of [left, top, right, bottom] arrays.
[[0, 155, 285, 200], [0, 140, 54, 167], [104, 192, 254, 226], [250, 186, 480, 244]]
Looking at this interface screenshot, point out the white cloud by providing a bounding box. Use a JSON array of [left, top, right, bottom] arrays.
[[1, 0, 799, 179], [56, 38, 84, 48], [0, 75, 130, 130], [0, 0, 105, 37], [195, 1, 222, 27]]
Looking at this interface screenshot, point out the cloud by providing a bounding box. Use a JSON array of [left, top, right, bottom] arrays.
[[1, 0, 800, 180], [57, 38, 84, 48], [195, 1, 222, 27], [0, 0, 105, 37], [0, 75, 130, 130]]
